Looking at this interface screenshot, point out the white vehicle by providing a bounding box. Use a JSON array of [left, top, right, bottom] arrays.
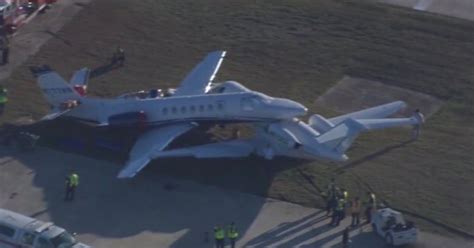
[[36, 51, 307, 178], [371, 208, 417, 246], [0, 208, 90, 248]]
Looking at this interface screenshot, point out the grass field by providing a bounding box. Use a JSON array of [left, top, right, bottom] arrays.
[[1, 0, 473, 236]]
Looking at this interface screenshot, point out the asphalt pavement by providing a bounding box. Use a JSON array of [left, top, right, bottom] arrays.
[[1, 146, 472, 247]]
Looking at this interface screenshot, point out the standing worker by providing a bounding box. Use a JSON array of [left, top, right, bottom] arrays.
[[64, 171, 79, 201], [411, 109, 425, 140], [342, 227, 351, 248], [0, 30, 9, 65], [364, 191, 376, 224], [112, 46, 125, 66], [325, 178, 339, 216], [214, 226, 225, 248], [350, 196, 361, 227], [331, 197, 345, 226], [0, 86, 7, 116], [227, 222, 239, 248]]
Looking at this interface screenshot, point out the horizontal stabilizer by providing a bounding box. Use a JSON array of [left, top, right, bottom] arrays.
[[329, 101, 406, 125], [317, 115, 420, 155], [70, 67, 90, 86]]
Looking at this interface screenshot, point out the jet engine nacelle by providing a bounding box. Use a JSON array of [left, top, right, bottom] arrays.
[[308, 114, 334, 134]]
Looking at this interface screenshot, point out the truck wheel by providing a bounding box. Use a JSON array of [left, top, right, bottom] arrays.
[[385, 233, 394, 247]]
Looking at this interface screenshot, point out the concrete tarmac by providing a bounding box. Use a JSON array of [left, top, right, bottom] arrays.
[[0, 0, 92, 83], [1, 147, 472, 247], [379, 0, 474, 21]]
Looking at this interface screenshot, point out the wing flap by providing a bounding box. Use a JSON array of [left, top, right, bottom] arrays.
[[117, 123, 197, 178], [173, 51, 226, 96], [154, 139, 256, 159]]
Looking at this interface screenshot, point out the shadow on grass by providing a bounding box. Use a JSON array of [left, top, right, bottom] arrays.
[[336, 139, 414, 175]]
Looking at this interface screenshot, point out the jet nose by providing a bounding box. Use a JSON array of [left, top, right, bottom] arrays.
[[289, 100, 308, 116], [270, 98, 308, 118]]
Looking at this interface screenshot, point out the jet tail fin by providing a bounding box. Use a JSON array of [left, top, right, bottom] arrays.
[[38, 71, 82, 107], [38, 71, 83, 120]]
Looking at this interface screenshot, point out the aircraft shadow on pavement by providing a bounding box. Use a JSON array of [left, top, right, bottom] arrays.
[[243, 211, 348, 248], [1, 121, 310, 247], [244, 213, 385, 247]]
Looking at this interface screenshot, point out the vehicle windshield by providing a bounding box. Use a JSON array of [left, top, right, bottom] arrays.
[[51, 231, 77, 248]]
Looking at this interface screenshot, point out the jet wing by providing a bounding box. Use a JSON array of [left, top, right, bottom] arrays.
[[41, 109, 72, 121], [153, 139, 256, 159], [329, 101, 406, 125], [117, 123, 197, 178], [173, 51, 226, 96]]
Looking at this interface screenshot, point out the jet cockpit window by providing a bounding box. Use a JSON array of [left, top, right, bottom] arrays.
[[241, 96, 260, 111]]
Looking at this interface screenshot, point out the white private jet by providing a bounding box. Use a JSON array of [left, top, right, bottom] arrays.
[[149, 83, 425, 163], [37, 51, 308, 178]]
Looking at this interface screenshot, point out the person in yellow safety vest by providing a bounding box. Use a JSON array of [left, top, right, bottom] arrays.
[[351, 196, 361, 227], [214, 226, 225, 248], [364, 191, 376, 223], [227, 222, 239, 248], [330, 198, 345, 226], [0, 86, 7, 116], [64, 171, 79, 201], [340, 188, 349, 220]]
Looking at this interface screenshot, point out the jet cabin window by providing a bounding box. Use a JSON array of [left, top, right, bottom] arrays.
[[190, 105, 196, 113], [199, 105, 205, 112], [0, 224, 15, 237], [162, 108, 168, 115], [171, 107, 177, 114], [241, 96, 260, 111], [217, 101, 225, 111]]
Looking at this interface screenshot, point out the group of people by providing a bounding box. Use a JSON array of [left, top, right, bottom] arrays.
[[325, 178, 377, 228], [213, 222, 239, 248]]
